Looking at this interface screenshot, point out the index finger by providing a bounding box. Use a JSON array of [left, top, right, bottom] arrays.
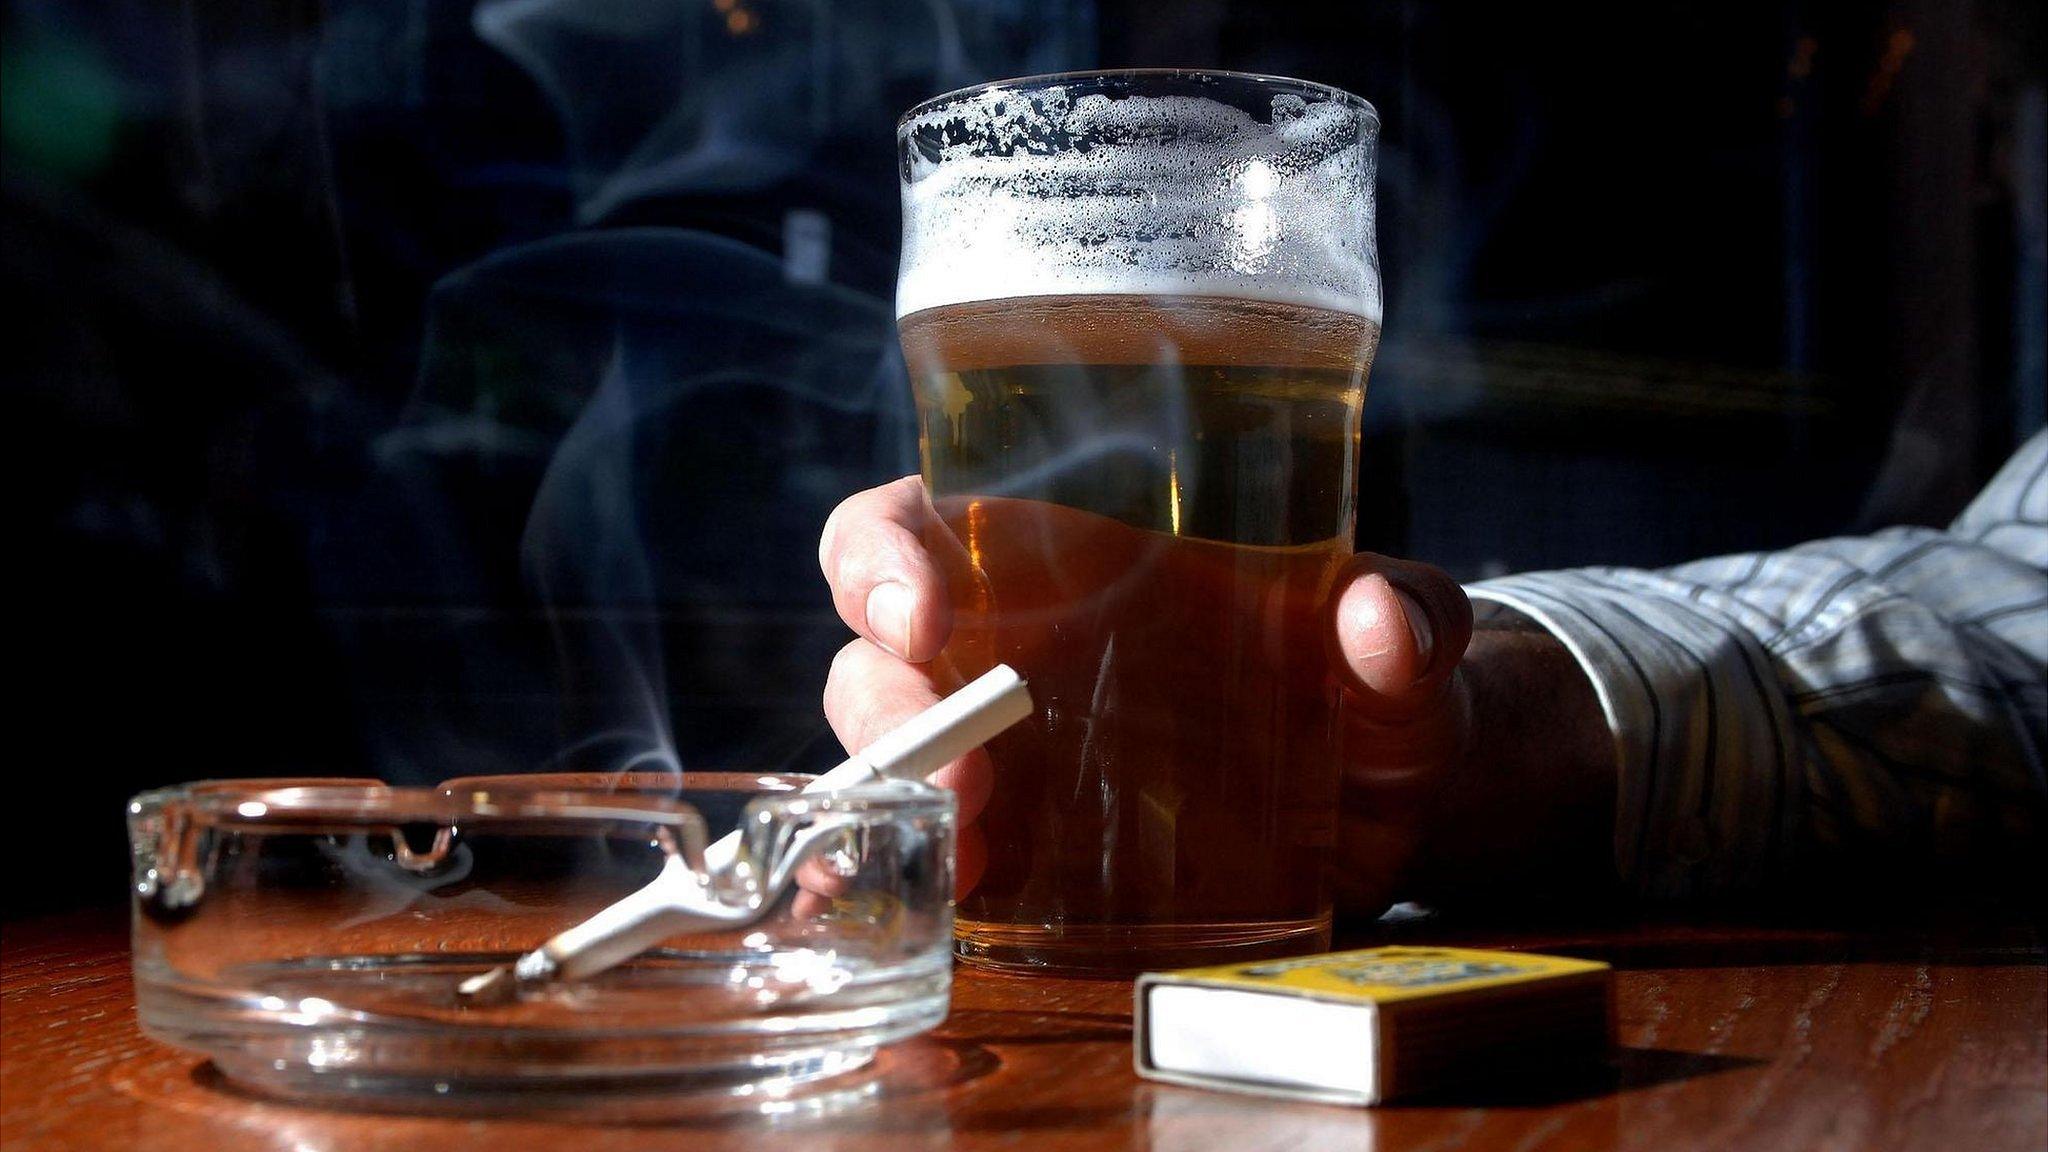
[[819, 476, 953, 662]]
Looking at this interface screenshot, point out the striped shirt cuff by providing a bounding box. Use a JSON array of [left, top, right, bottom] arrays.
[[1468, 572, 1801, 901]]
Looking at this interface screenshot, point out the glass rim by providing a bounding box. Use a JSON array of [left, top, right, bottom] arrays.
[[131, 782, 704, 826], [129, 777, 950, 824], [898, 67, 1378, 131], [745, 775, 954, 820], [436, 770, 814, 795]]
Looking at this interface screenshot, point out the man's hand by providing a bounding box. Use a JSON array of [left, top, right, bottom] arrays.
[[817, 476, 1615, 912], [818, 477, 992, 897], [1321, 551, 1475, 912]]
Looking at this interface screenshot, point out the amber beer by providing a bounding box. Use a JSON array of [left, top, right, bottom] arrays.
[[896, 71, 1381, 973], [902, 295, 1375, 971]]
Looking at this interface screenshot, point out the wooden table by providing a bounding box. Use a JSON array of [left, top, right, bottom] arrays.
[[4, 907, 2043, 1151]]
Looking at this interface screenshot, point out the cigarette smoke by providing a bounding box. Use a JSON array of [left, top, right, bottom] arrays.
[[353, 1, 1092, 785]]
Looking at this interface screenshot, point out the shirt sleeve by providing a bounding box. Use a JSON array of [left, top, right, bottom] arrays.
[[1467, 431, 2047, 901]]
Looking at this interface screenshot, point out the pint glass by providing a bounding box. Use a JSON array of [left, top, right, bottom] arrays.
[[895, 71, 1380, 973]]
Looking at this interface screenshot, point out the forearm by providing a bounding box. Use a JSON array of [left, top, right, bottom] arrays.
[[1382, 435, 2045, 910], [1460, 494, 2044, 903]]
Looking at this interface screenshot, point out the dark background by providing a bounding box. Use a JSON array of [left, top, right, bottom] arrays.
[[6, 0, 2043, 913]]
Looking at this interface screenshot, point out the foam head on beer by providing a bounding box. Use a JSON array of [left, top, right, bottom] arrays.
[[897, 75, 1381, 323], [894, 72, 1381, 974]]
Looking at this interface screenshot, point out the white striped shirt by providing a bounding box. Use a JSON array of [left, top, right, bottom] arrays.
[[1469, 431, 2047, 901]]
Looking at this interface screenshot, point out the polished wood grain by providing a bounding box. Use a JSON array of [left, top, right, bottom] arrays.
[[3, 909, 2042, 1151]]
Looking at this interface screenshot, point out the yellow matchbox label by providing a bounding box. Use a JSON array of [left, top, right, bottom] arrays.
[[1163, 946, 1608, 1005]]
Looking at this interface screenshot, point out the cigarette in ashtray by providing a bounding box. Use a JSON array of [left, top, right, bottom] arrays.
[[457, 664, 1032, 1004]]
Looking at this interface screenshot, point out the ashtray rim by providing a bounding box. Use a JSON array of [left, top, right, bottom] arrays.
[[129, 774, 955, 828]]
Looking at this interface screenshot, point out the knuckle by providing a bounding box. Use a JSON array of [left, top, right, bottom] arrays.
[[819, 491, 866, 577], [1448, 584, 1475, 635], [818, 509, 842, 575], [823, 639, 866, 718]]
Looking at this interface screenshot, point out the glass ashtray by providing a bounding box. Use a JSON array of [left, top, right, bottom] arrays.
[[126, 773, 956, 1102]]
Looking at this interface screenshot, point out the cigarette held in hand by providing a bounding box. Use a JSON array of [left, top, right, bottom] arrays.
[[457, 664, 1032, 1004]]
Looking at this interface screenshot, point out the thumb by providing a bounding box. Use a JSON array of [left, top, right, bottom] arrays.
[[1329, 554, 1473, 718]]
